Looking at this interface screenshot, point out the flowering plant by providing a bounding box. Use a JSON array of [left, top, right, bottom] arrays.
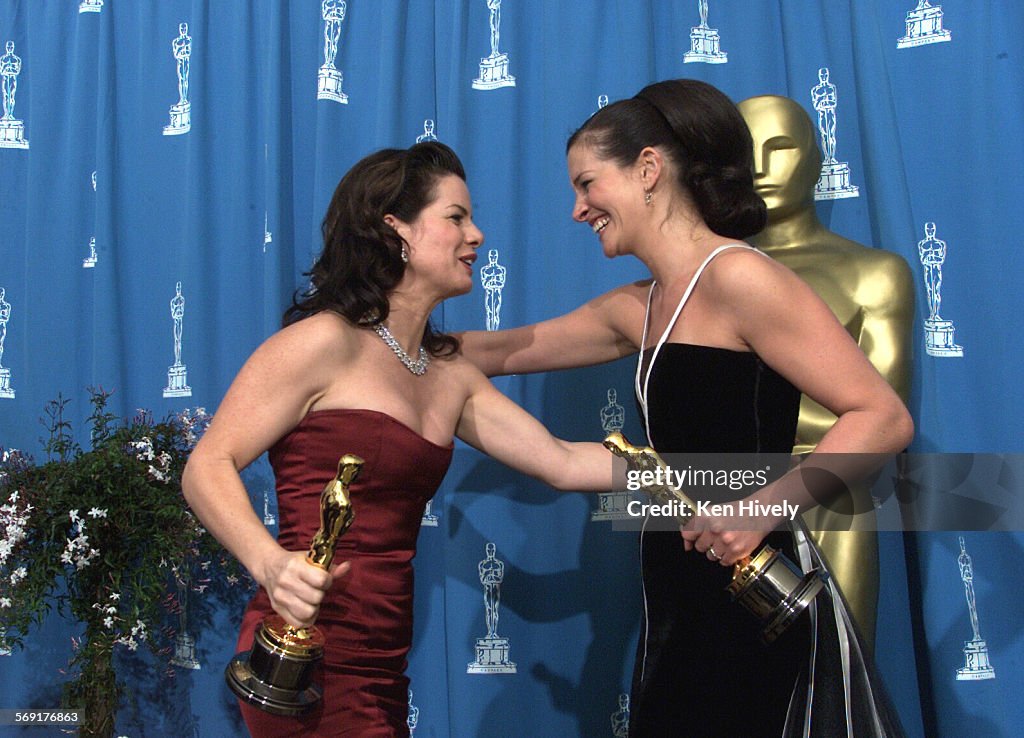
[[0, 390, 249, 738]]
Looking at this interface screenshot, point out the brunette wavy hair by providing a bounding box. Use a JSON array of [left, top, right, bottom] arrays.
[[567, 79, 766, 240], [283, 142, 464, 357]]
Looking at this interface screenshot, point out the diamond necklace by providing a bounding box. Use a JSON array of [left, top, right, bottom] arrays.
[[373, 323, 430, 376]]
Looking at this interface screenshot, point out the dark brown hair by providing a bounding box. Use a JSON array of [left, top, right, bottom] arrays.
[[284, 142, 465, 357], [567, 79, 766, 239]]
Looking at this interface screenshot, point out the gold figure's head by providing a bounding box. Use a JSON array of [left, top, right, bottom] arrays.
[[736, 95, 820, 221], [603, 432, 696, 515], [337, 453, 363, 486], [602, 431, 629, 455], [603, 432, 669, 477]]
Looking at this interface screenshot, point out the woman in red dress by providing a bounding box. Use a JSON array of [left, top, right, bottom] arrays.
[[182, 142, 614, 736]]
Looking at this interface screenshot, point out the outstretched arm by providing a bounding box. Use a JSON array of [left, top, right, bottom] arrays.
[[458, 282, 648, 377], [455, 364, 621, 491]]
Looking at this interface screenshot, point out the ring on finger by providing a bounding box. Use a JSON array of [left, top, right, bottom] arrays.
[[707, 546, 724, 562]]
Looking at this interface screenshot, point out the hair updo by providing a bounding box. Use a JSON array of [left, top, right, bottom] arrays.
[[283, 141, 464, 357], [566, 79, 766, 240]]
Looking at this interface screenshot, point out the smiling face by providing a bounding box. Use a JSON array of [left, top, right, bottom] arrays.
[[737, 95, 820, 221], [567, 142, 646, 258], [387, 174, 483, 298]]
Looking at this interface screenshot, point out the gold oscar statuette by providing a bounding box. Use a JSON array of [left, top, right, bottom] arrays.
[[604, 433, 824, 643], [225, 453, 364, 716]]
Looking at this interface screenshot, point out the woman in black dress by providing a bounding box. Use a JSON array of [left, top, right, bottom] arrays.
[[460, 79, 913, 737]]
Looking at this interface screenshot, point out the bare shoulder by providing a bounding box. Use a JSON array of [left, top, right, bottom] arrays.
[[706, 246, 797, 298], [196, 312, 364, 460], [241, 311, 361, 396], [268, 311, 358, 359], [704, 248, 831, 332]]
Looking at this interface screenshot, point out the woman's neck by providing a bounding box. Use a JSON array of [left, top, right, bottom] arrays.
[[638, 215, 737, 288], [379, 292, 437, 350]]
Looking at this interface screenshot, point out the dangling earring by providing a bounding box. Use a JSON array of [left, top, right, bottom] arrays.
[[401, 245, 409, 263], [644, 189, 653, 206]]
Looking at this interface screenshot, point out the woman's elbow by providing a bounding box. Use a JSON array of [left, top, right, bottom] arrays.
[[885, 401, 915, 452], [181, 451, 212, 507]]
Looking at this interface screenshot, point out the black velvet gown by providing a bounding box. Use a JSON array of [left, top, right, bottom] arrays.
[[628, 245, 904, 737]]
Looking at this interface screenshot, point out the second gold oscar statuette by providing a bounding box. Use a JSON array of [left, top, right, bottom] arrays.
[[604, 433, 824, 643], [225, 453, 363, 716]]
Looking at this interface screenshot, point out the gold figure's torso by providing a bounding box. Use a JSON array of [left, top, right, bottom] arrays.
[[739, 95, 915, 649], [762, 238, 913, 454], [308, 454, 362, 570]]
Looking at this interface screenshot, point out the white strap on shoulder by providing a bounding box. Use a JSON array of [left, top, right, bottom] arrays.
[[634, 244, 757, 442]]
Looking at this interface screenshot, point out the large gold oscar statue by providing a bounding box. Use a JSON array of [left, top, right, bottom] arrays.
[[737, 95, 914, 648]]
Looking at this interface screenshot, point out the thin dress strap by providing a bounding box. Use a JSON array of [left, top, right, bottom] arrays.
[[634, 244, 758, 443]]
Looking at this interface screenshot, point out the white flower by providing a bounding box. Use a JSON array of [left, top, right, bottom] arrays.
[[10, 566, 26, 585], [61, 517, 99, 570], [87, 507, 108, 519], [130, 437, 155, 461], [109, 592, 121, 601], [0, 597, 11, 608], [103, 616, 114, 629]]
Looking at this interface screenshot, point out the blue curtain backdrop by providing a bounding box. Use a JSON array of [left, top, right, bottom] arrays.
[[1, 1, 1021, 736]]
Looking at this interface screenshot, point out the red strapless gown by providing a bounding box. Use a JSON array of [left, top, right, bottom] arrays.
[[236, 409, 453, 737]]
